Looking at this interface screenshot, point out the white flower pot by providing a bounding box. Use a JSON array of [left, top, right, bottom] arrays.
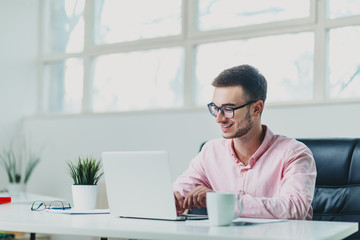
[[71, 185, 98, 210], [8, 183, 26, 194]]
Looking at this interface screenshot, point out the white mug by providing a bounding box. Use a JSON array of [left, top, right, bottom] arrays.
[[206, 192, 242, 226]]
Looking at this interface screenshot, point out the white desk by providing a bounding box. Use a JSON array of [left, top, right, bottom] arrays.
[[0, 202, 358, 240]]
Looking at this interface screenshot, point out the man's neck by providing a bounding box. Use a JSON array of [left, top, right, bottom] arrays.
[[232, 125, 265, 165]]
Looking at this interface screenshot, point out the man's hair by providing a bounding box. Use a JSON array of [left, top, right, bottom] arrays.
[[212, 64, 267, 103]]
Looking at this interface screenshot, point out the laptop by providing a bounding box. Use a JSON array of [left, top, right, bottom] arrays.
[[102, 151, 207, 221]]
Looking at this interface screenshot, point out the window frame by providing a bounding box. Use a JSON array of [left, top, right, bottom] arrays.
[[38, 0, 360, 116]]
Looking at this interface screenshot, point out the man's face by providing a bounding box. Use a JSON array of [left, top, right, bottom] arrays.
[[211, 86, 254, 139]]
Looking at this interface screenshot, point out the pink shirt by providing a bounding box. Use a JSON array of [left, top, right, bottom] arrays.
[[173, 125, 317, 220]]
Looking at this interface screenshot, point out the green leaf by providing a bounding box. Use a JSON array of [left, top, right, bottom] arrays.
[[0, 139, 41, 184], [66, 155, 103, 185]]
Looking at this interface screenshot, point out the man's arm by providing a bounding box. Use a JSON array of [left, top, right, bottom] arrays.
[[240, 150, 317, 219], [173, 151, 212, 211], [174, 186, 213, 213]]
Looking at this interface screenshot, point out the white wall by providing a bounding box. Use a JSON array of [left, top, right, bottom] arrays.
[[262, 102, 360, 138], [0, 0, 38, 189]]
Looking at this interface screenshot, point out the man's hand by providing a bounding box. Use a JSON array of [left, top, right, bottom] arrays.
[[174, 191, 185, 214], [183, 186, 213, 211]]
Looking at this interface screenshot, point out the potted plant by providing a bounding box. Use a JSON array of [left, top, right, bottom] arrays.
[[0, 141, 41, 194], [67, 155, 103, 210]]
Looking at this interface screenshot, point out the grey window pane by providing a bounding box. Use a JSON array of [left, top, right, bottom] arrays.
[[43, 0, 85, 54], [94, 0, 182, 44], [327, 26, 360, 99], [195, 32, 314, 106], [43, 58, 84, 113], [198, 0, 310, 31], [327, 0, 360, 19], [90, 47, 184, 112]]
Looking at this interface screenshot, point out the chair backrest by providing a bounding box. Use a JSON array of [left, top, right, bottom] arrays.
[[298, 138, 360, 239]]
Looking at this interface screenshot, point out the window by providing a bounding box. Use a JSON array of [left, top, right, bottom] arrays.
[[327, 26, 360, 99], [197, 0, 311, 31], [43, 58, 83, 113], [195, 32, 314, 105], [91, 47, 184, 112], [42, 0, 85, 54], [93, 0, 181, 44], [40, 0, 360, 114], [327, 0, 360, 19]]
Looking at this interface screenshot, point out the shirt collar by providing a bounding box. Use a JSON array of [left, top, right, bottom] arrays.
[[228, 125, 275, 168]]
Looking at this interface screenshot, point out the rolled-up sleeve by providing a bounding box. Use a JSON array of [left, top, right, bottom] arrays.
[[173, 152, 210, 197]]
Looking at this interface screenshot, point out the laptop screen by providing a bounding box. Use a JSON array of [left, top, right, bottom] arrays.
[[103, 151, 180, 220]]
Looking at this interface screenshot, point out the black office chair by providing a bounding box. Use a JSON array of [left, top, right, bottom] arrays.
[[298, 138, 360, 239]]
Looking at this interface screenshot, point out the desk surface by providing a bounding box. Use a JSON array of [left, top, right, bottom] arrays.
[[0, 202, 358, 240]]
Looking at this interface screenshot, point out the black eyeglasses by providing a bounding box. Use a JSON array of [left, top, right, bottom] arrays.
[[31, 200, 71, 211], [207, 100, 257, 119]]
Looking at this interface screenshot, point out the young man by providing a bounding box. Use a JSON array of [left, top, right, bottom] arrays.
[[173, 65, 317, 219]]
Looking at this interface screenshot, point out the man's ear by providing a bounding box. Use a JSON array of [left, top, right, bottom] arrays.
[[253, 100, 264, 115]]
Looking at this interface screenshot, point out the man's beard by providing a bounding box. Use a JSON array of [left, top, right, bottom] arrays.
[[223, 110, 253, 139]]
